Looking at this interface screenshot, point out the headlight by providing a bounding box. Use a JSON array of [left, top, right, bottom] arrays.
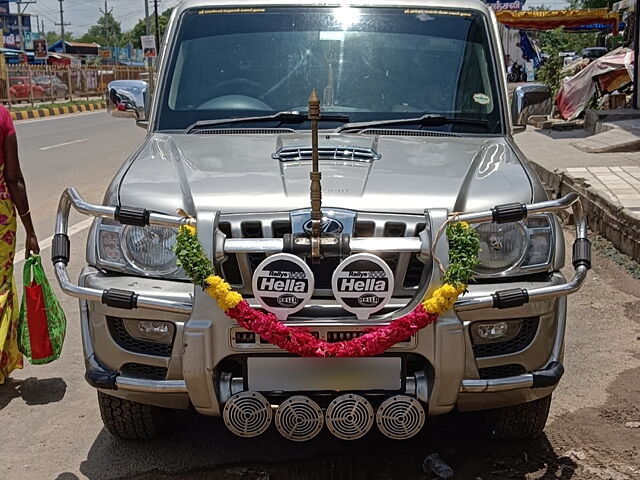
[[95, 219, 184, 279], [123, 225, 178, 275], [476, 222, 527, 274], [474, 215, 554, 277]]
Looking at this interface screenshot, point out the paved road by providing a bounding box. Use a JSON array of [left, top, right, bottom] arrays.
[[1, 118, 639, 480], [14, 111, 145, 254]]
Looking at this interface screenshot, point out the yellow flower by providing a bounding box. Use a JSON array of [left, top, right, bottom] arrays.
[[182, 225, 197, 236], [205, 275, 243, 311], [422, 283, 465, 315]]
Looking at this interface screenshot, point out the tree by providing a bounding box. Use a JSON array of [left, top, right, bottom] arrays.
[[79, 12, 123, 47], [45, 30, 76, 46], [121, 8, 173, 49], [568, 0, 615, 8]]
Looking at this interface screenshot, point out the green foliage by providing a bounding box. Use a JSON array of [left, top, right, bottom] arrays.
[[79, 12, 123, 47], [568, 0, 615, 8], [535, 28, 600, 95], [175, 228, 215, 288], [46, 8, 174, 50], [45, 30, 77, 45], [443, 223, 480, 289]]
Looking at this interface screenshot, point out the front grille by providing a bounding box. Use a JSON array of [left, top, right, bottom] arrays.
[[478, 364, 526, 380], [217, 213, 429, 298], [273, 146, 380, 163], [472, 317, 540, 358], [121, 363, 168, 380], [107, 317, 173, 358]]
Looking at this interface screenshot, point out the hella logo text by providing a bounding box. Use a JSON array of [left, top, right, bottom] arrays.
[[258, 277, 308, 293]]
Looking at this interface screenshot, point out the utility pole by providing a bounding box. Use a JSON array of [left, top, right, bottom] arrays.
[[634, 2, 639, 109], [154, 0, 161, 56], [56, 0, 70, 54], [15, 1, 36, 54], [17, 1, 24, 53], [144, 0, 151, 36], [99, 1, 114, 48]]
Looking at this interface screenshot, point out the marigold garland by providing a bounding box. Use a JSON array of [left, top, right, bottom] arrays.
[[175, 221, 479, 358]]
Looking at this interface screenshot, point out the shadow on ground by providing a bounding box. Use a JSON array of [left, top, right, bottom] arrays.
[[77, 410, 577, 480], [530, 128, 591, 142], [0, 376, 67, 409]]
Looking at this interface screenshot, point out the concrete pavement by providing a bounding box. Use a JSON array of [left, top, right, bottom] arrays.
[[516, 126, 640, 261]]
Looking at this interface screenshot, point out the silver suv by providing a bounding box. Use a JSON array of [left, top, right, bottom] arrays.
[[54, 0, 590, 442]]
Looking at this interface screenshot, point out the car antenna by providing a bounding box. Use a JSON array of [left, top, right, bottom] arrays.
[[309, 89, 323, 263]]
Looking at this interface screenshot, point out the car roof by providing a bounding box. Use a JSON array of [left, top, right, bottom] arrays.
[[176, 0, 492, 14]]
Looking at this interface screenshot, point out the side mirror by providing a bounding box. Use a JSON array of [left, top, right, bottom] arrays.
[[511, 83, 553, 132], [107, 80, 149, 127]]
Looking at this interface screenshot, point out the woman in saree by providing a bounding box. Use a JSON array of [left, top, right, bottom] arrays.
[[0, 105, 39, 384]]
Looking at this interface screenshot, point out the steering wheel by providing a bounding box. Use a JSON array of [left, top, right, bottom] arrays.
[[198, 95, 272, 111], [208, 78, 265, 98], [198, 77, 272, 110]]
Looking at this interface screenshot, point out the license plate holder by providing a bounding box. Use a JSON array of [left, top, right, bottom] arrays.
[[247, 357, 403, 392]]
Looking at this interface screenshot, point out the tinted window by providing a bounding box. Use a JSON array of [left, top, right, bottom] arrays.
[[159, 7, 502, 133]]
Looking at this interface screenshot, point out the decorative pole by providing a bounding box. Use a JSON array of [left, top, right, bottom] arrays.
[[308, 89, 322, 261]]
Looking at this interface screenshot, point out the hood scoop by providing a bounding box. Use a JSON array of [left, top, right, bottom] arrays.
[[272, 135, 380, 163], [191, 127, 297, 135]]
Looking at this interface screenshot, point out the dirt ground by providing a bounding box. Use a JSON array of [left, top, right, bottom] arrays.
[[2, 231, 639, 480], [119, 231, 640, 480]]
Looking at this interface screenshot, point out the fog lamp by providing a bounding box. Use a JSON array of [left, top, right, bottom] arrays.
[[470, 319, 522, 344], [123, 319, 175, 344]]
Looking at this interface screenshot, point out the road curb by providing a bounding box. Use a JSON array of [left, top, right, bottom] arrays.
[[10, 101, 106, 121], [530, 161, 640, 262]]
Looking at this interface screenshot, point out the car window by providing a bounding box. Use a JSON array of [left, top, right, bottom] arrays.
[[160, 7, 502, 133]]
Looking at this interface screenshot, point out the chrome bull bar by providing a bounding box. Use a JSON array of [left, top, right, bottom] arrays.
[[53, 187, 590, 315]]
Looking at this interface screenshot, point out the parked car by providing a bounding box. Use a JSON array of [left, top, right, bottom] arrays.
[[9, 76, 45, 100], [582, 47, 608, 60], [32, 75, 70, 99], [53, 0, 590, 443]]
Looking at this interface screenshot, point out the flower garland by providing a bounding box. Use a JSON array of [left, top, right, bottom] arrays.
[[175, 222, 479, 358]]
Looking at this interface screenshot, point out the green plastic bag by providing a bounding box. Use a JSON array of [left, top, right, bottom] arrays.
[[18, 255, 67, 365]]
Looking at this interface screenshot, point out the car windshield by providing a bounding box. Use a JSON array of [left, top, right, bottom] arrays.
[[159, 7, 502, 134]]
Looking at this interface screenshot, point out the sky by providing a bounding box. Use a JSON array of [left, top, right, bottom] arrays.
[[24, 0, 569, 35]]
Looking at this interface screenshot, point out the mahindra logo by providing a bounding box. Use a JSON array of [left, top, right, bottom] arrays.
[[303, 218, 343, 235]]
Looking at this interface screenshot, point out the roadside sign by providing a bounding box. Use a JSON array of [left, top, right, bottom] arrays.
[[33, 39, 48, 60], [141, 35, 157, 58], [99, 49, 112, 60]]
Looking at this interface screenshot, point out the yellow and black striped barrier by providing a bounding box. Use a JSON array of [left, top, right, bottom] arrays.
[[10, 101, 107, 121]]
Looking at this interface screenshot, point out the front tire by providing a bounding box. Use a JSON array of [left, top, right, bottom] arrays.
[[97, 391, 171, 439], [485, 395, 552, 439]]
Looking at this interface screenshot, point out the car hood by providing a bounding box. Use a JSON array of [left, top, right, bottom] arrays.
[[118, 132, 533, 216]]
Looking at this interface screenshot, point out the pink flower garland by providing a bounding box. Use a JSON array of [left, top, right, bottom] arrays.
[[226, 301, 438, 358]]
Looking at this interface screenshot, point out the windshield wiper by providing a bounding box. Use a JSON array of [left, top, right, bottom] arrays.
[[336, 114, 488, 133], [187, 111, 350, 133]]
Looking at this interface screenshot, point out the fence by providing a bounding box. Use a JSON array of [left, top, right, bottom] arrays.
[[0, 65, 151, 108]]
